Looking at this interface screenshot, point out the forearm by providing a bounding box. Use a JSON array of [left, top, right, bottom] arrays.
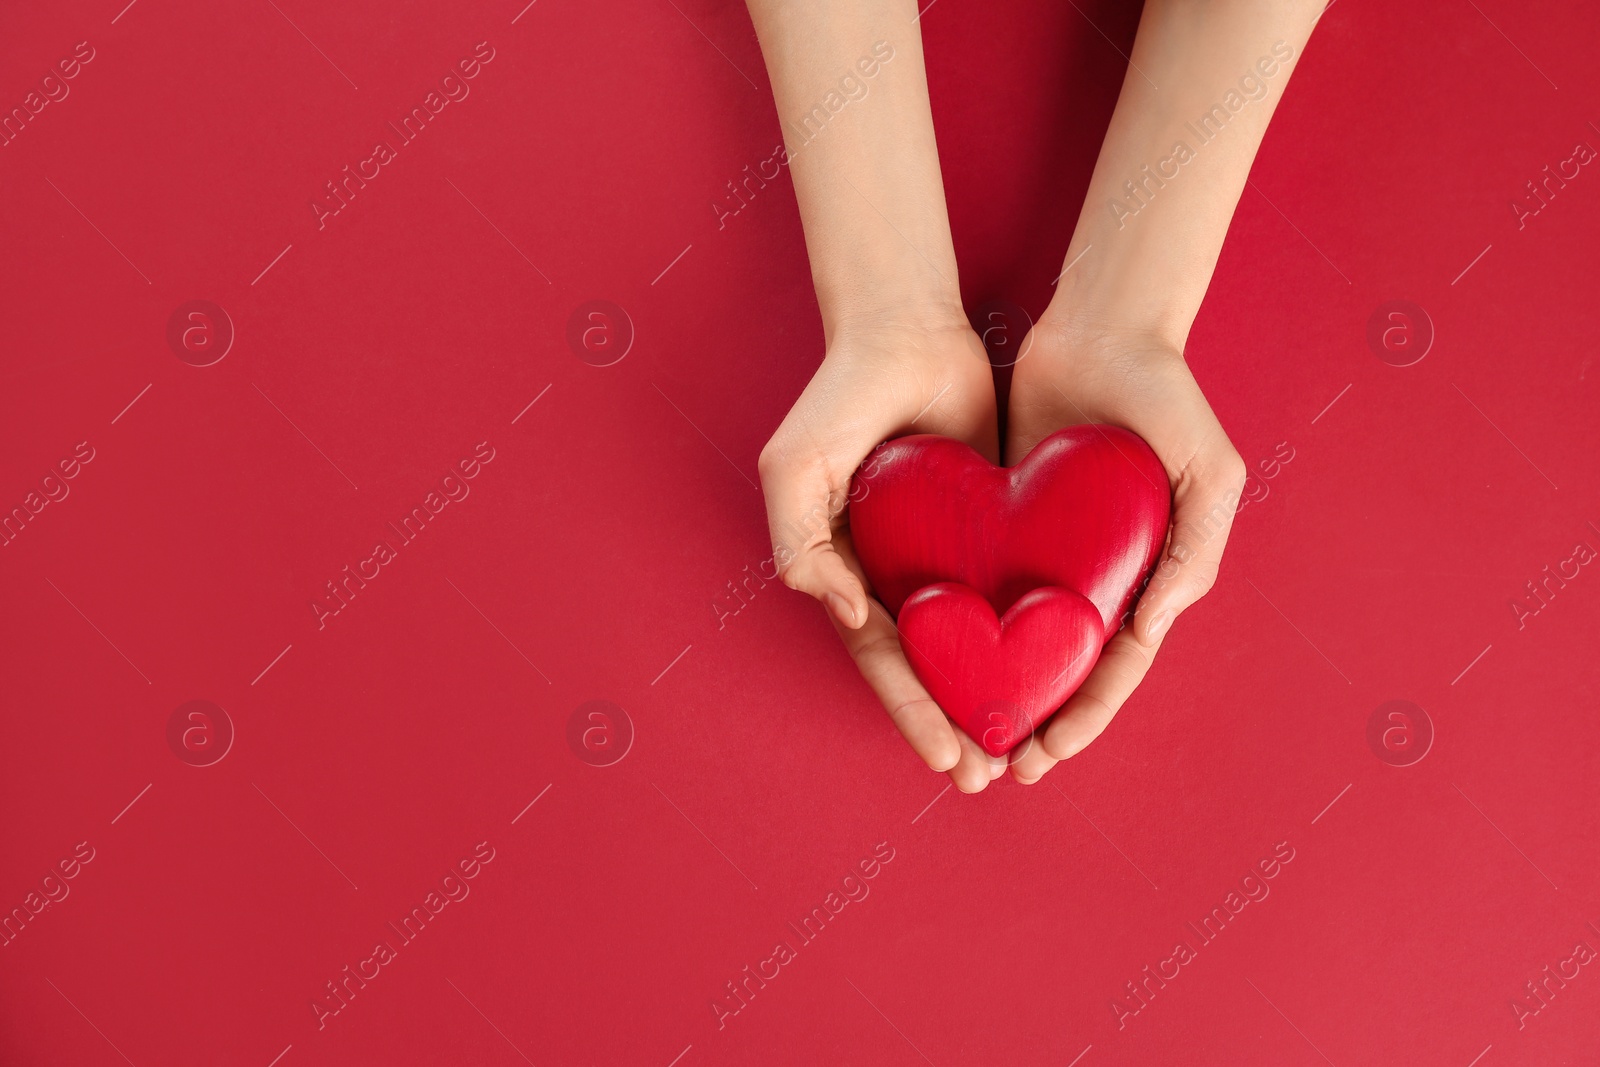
[[1049, 0, 1325, 348], [745, 0, 963, 339]]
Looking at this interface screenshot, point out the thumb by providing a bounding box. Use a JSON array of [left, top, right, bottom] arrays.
[[1134, 446, 1246, 645]]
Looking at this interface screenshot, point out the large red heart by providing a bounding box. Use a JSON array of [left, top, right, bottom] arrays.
[[848, 426, 1171, 754], [899, 583, 1103, 756]]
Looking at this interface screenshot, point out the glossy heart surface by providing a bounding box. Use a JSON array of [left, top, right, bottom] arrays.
[[899, 583, 1104, 756], [849, 426, 1172, 753]]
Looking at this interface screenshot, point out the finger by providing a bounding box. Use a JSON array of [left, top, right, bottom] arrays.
[[833, 601, 962, 772], [1009, 731, 1058, 784], [947, 726, 1001, 793], [759, 366, 987, 627], [1134, 443, 1246, 646], [758, 441, 871, 627], [1039, 629, 1161, 761]]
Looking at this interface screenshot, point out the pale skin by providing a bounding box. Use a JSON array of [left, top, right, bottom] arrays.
[[747, 0, 1327, 792]]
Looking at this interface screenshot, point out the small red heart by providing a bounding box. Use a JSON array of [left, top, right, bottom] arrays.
[[900, 583, 1104, 757], [849, 426, 1171, 754]]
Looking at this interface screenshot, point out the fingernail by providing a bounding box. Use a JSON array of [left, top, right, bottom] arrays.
[[826, 592, 855, 626], [1144, 611, 1170, 643]]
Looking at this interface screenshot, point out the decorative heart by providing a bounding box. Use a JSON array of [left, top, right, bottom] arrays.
[[899, 583, 1104, 756], [849, 426, 1171, 754]]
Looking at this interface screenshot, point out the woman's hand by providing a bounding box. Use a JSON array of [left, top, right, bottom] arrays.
[[1003, 315, 1245, 784], [759, 318, 1011, 793], [988, 0, 1322, 784]]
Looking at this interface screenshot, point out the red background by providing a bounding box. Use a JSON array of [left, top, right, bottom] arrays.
[[3, 0, 1599, 1064]]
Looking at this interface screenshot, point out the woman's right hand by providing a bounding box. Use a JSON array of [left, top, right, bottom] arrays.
[[758, 317, 1008, 792]]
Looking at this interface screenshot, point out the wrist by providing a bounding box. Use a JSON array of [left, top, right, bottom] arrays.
[[1026, 303, 1187, 374], [1042, 244, 1202, 355], [818, 281, 970, 346]]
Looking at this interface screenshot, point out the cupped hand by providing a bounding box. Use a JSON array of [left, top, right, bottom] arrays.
[[758, 319, 1009, 792], [1004, 316, 1246, 784]]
